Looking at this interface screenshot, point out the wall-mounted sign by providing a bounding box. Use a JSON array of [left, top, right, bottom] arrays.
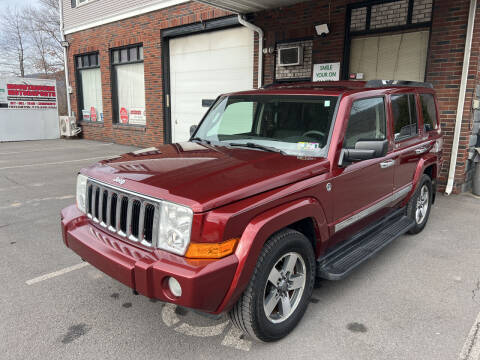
[[5, 81, 57, 109], [120, 107, 129, 124], [313, 62, 340, 82], [90, 106, 97, 122], [128, 108, 146, 125]]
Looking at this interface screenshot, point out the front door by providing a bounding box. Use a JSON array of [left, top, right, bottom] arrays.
[[331, 96, 395, 239]]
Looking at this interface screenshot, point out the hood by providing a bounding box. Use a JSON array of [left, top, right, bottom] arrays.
[[83, 142, 330, 212]]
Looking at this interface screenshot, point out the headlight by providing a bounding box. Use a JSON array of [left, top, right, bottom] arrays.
[[158, 201, 193, 255], [76, 174, 88, 213]]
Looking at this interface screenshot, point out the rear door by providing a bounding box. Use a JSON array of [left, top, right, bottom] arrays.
[[390, 93, 425, 191], [331, 96, 394, 239]]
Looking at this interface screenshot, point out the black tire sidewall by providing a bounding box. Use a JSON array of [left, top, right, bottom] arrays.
[[250, 231, 315, 341]]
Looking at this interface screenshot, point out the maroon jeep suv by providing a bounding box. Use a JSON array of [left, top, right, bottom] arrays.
[[61, 80, 442, 342]]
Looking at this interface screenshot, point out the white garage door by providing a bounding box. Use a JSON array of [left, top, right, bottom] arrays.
[[349, 30, 430, 82], [169, 27, 254, 143]]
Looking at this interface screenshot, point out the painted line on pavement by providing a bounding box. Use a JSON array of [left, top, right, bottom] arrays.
[[459, 311, 480, 360], [26, 263, 90, 285], [0, 156, 116, 170]]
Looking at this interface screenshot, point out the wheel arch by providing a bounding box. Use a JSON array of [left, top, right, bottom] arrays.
[[215, 197, 328, 313]]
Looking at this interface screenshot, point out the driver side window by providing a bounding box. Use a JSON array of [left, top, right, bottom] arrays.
[[343, 97, 386, 149]]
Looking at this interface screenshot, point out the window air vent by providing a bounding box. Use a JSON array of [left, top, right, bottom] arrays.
[[278, 46, 303, 67]]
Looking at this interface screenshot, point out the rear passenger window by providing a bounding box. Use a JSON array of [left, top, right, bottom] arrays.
[[343, 97, 386, 149], [391, 94, 418, 140], [419, 94, 437, 132]]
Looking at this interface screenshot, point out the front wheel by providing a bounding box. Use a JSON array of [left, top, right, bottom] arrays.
[[228, 229, 315, 342], [407, 174, 433, 234]]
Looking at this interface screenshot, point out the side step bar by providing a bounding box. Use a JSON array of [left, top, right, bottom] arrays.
[[317, 214, 415, 280]]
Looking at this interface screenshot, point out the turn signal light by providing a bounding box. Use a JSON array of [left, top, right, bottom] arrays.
[[185, 238, 239, 259]]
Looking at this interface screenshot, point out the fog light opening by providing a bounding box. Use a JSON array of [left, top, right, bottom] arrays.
[[168, 277, 182, 297]]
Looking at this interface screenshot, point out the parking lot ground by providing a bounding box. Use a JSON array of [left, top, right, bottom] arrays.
[[1, 139, 480, 360]]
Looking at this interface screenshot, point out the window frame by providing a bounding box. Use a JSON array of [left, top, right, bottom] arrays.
[[419, 93, 438, 132], [390, 93, 420, 143], [342, 95, 388, 150], [110, 43, 145, 126], [75, 51, 102, 123]]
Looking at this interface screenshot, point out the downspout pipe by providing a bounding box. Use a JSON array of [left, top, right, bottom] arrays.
[[445, 0, 477, 195], [238, 15, 263, 88], [59, 0, 72, 116]]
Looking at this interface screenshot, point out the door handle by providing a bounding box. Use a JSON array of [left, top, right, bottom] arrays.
[[380, 159, 395, 169], [415, 147, 428, 155]]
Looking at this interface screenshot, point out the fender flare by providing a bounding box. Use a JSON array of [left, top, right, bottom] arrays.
[[409, 156, 437, 202], [215, 197, 328, 313]]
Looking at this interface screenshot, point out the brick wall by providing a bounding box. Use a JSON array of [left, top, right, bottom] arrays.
[[66, 1, 230, 147], [371, 0, 409, 29]]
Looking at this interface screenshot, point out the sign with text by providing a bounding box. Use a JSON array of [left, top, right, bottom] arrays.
[[5, 80, 57, 109], [313, 62, 340, 82], [120, 107, 129, 124], [128, 108, 146, 125]]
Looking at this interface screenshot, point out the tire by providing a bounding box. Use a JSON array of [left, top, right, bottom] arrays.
[[407, 174, 433, 234], [228, 228, 315, 342]]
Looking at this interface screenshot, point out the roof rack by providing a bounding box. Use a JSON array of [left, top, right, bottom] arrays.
[[365, 80, 433, 89]]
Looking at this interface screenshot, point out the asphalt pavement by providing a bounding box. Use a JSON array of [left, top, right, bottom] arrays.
[[0, 139, 479, 360]]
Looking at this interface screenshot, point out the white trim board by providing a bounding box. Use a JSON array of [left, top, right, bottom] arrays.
[[64, 0, 189, 35]]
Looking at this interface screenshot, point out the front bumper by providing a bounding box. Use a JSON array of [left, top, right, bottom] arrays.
[[61, 205, 238, 313]]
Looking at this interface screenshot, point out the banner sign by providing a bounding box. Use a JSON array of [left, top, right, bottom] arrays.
[[313, 62, 340, 82], [0, 78, 57, 109]]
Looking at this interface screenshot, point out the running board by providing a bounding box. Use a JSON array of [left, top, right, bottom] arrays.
[[317, 215, 415, 280]]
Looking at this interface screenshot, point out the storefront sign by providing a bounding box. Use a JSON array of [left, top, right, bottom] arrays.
[[120, 107, 129, 124], [4, 81, 57, 109], [90, 106, 97, 122], [313, 62, 340, 82], [128, 108, 146, 125], [0, 85, 6, 104]]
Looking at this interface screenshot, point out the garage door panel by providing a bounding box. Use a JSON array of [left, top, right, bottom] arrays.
[[170, 27, 254, 143], [171, 47, 253, 72]]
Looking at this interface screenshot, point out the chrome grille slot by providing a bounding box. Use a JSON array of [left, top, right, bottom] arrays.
[[85, 179, 160, 248]]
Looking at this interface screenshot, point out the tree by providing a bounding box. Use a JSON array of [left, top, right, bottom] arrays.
[[0, 6, 30, 77], [25, 0, 63, 75]]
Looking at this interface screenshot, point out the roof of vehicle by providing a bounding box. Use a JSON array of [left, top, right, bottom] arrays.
[[226, 80, 435, 97]]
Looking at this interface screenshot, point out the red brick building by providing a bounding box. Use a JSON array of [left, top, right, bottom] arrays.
[[62, 0, 480, 193]]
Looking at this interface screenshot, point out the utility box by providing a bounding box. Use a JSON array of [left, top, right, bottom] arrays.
[[0, 77, 60, 141]]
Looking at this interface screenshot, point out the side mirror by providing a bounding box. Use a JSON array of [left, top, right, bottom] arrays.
[[339, 140, 388, 166], [189, 125, 198, 137]]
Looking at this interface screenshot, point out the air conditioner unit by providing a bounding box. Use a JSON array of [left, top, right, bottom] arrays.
[[59, 116, 82, 137], [278, 46, 303, 66]]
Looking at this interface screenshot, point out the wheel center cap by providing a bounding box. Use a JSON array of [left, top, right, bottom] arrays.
[[278, 279, 288, 292]]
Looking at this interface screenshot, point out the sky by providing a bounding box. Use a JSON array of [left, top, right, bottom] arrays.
[[0, 0, 40, 9]]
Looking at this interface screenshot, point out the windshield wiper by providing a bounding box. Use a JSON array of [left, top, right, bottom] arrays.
[[228, 142, 287, 155], [191, 137, 211, 145]]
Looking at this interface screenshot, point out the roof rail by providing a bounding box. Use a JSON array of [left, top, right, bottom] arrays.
[[365, 80, 433, 89]]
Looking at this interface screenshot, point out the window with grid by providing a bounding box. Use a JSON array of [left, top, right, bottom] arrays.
[[76, 52, 103, 122], [111, 44, 146, 126]]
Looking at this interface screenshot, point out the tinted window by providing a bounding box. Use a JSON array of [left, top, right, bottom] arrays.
[[391, 94, 418, 140], [419, 94, 437, 131], [343, 97, 386, 149]]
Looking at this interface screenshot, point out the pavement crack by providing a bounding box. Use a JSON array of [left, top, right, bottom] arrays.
[[472, 280, 480, 303], [461, 321, 480, 360]]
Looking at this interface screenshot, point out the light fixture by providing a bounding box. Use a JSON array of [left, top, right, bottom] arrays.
[[315, 24, 330, 37]]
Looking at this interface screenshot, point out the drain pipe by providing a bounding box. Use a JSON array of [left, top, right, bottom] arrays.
[[238, 15, 263, 88], [445, 0, 477, 195], [59, 0, 72, 116]]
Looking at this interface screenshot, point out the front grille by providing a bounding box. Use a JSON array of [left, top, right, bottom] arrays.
[[86, 179, 160, 248]]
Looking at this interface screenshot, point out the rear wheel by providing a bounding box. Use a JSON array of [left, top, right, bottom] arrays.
[[228, 229, 315, 342], [407, 174, 433, 234]]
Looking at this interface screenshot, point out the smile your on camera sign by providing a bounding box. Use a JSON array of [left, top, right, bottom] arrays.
[[313, 62, 340, 82]]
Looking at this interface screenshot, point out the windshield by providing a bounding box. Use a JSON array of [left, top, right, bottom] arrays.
[[193, 95, 339, 157]]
